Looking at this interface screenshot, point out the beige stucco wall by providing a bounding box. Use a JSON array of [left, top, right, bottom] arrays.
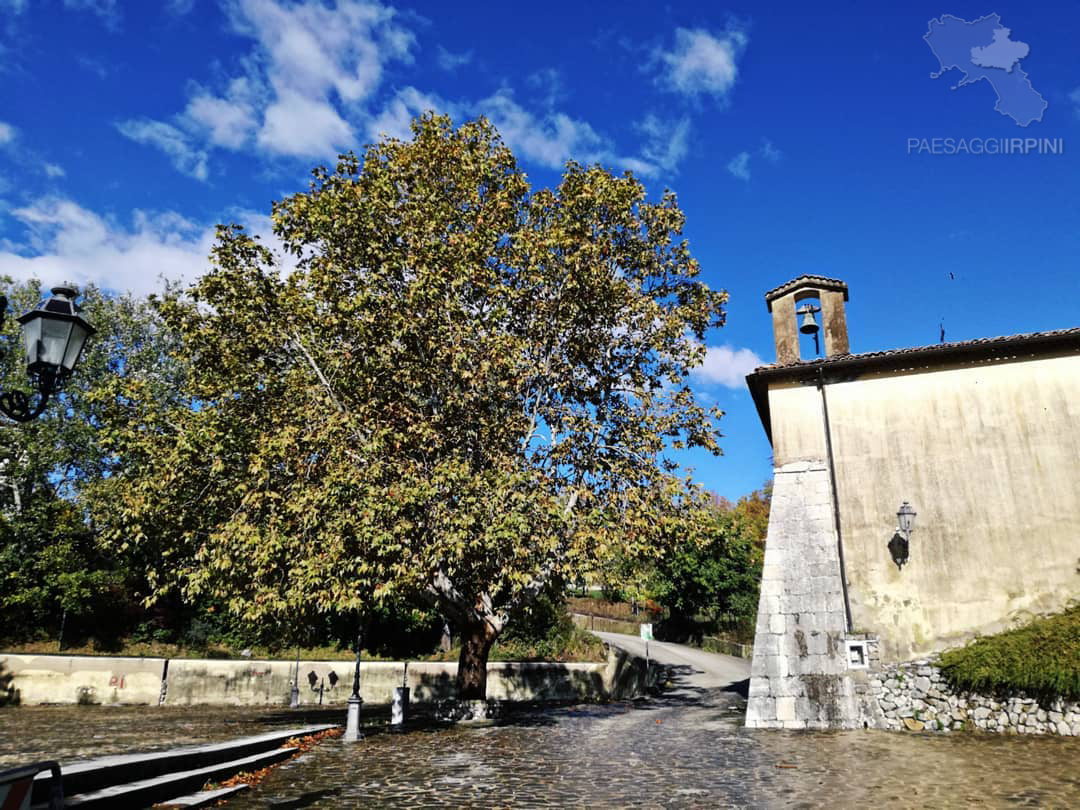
[[770, 383, 827, 466], [766, 352, 1080, 662]]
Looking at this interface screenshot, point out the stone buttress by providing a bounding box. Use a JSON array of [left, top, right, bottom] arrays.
[[744, 460, 866, 729]]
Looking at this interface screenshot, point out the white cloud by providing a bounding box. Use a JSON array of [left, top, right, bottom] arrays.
[[726, 151, 750, 181], [475, 89, 678, 177], [477, 88, 604, 170], [183, 77, 261, 149], [655, 26, 748, 101], [0, 121, 15, 146], [527, 67, 566, 108], [258, 89, 354, 157], [43, 163, 66, 178], [225, 0, 415, 157], [76, 55, 110, 79], [120, 0, 417, 169], [367, 86, 457, 142], [436, 45, 472, 71], [116, 119, 209, 181], [691, 345, 763, 387], [760, 138, 781, 162], [1070, 87, 1080, 119], [63, 0, 120, 29], [637, 114, 691, 173], [166, 0, 195, 14], [113, 0, 704, 180], [0, 197, 282, 296]]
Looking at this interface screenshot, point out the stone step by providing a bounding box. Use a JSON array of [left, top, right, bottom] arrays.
[[141, 783, 251, 808], [59, 747, 294, 809], [29, 724, 334, 806]]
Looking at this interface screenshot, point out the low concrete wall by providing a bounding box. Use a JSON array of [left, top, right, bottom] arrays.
[[0, 654, 166, 706], [702, 636, 753, 660], [2, 645, 648, 708]]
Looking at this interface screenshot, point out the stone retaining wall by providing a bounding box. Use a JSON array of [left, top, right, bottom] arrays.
[[865, 658, 1080, 736]]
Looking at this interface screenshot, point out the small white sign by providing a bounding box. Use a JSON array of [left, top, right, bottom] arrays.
[[640, 623, 653, 641]]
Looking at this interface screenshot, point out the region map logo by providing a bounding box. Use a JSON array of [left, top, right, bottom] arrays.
[[924, 13, 1046, 127]]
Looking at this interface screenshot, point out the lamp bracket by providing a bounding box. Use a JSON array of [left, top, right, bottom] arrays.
[[0, 366, 62, 422]]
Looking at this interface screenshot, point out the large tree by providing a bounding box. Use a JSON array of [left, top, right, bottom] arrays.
[[101, 115, 727, 698]]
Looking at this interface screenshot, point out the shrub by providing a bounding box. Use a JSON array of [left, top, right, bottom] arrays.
[[938, 606, 1080, 700]]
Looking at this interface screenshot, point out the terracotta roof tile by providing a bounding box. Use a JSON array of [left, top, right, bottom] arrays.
[[763, 275, 849, 304], [752, 326, 1080, 374]]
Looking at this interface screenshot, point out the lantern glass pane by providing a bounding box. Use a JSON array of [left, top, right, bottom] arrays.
[[61, 322, 90, 371], [897, 503, 916, 533], [21, 315, 42, 367], [39, 318, 74, 369]]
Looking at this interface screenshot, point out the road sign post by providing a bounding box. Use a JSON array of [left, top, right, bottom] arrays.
[[640, 623, 653, 671]]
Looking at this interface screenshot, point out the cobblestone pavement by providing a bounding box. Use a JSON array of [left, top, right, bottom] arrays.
[[0, 704, 343, 767], [221, 638, 1079, 808], [3, 638, 1078, 808], [221, 684, 1079, 808]]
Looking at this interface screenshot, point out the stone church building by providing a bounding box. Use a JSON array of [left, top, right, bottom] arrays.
[[743, 275, 1080, 729]]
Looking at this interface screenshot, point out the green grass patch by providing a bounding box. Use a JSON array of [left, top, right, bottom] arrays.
[[938, 606, 1080, 700]]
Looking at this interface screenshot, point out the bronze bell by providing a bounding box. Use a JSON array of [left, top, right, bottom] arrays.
[[798, 306, 819, 335]]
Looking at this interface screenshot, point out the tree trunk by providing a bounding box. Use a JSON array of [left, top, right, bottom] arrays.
[[456, 619, 498, 700]]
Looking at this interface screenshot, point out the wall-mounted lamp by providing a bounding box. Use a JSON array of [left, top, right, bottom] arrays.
[[888, 501, 916, 569]]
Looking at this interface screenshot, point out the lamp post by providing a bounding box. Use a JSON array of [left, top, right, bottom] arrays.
[[0, 285, 94, 422], [344, 627, 364, 741], [289, 643, 302, 709]]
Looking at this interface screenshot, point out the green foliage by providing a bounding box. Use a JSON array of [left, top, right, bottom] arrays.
[[647, 486, 768, 642], [0, 280, 180, 645], [95, 114, 727, 695], [938, 607, 1080, 700], [484, 592, 605, 662]]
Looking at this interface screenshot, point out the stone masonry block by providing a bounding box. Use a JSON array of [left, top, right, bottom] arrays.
[[754, 634, 780, 656], [772, 677, 804, 698], [747, 697, 775, 723], [760, 578, 784, 598], [761, 563, 784, 582], [776, 696, 796, 722], [749, 679, 772, 698]]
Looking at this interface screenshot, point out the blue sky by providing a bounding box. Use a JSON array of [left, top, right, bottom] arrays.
[[1, 1, 1078, 499]]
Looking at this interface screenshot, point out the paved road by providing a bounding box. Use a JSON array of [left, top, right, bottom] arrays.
[[592, 631, 750, 695]]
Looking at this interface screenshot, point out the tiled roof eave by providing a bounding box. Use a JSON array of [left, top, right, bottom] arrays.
[[749, 326, 1080, 378]]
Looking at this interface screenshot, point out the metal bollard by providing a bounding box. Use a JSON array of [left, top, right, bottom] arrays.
[[392, 686, 410, 728]]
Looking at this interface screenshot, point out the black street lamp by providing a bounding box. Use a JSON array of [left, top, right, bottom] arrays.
[[345, 627, 364, 741], [0, 285, 94, 422]]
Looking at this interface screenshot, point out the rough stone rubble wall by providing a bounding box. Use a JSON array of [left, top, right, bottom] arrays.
[[868, 659, 1080, 736], [745, 461, 862, 729]]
